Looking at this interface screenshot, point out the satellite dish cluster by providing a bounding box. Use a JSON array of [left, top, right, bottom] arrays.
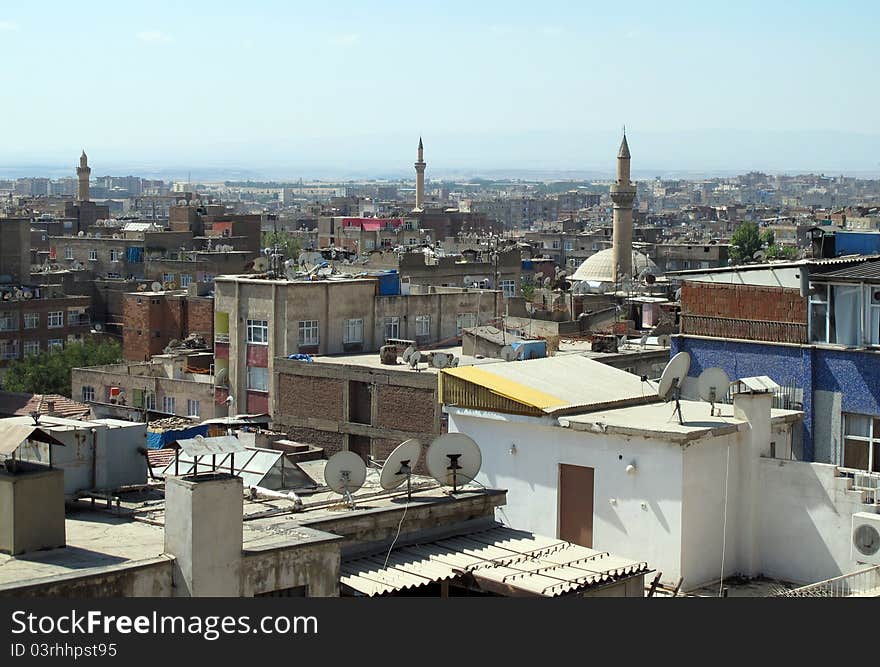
[[401, 346, 459, 371], [649, 351, 732, 424], [322, 433, 482, 508]]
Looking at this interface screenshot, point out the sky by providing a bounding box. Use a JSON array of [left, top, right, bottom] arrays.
[[1, 1, 879, 178]]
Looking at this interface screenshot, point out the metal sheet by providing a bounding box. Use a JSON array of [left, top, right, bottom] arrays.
[[0, 424, 67, 455], [173, 435, 247, 456]]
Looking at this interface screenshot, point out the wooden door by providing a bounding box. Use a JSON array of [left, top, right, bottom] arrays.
[[558, 464, 594, 547]]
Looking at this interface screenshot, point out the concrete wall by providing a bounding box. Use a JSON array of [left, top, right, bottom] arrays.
[[242, 540, 341, 597], [447, 410, 687, 584], [0, 466, 66, 555], [0, 558, 173, 597]]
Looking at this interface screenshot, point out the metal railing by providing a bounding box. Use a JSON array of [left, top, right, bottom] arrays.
[[774, 565, 880, 597], [838, 468, 880, 505], [681, 314, 807, 344]]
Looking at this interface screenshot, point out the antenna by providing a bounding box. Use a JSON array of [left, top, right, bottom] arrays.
[[379, 439, 421, 500], [324, 451, 367, 509], [499, 345, 517, 362], [698, 367, 731, 417], [426, 433, 482, 494], [657, 351, 691, 425]]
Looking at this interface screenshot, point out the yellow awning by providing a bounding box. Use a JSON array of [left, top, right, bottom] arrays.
[[441, 366, 567, 411]]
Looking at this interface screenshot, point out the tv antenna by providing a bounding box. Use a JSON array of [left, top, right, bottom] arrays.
[[379, 439, 421, 500], [657, 351, 691, 425], [324, 451, 367, 509], [698, 367, 731, 417], [426, 433, 482, 494]]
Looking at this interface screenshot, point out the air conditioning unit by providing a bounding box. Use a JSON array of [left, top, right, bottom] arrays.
[[852, 513, 880, 565]]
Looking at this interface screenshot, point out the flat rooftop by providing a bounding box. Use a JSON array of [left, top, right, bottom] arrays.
[[560, 400, 802, 443], [305, 346, 502, 373]]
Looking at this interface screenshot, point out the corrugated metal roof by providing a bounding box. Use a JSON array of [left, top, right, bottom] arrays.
[[734, 376, 780, 393], [341, 525, 649, 597], [439, 355, 656, 416], [810, 259, 880, 282], [0, 424, 67, 455]]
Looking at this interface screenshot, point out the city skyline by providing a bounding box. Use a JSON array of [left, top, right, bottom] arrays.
[[1, 1, 878, 175]]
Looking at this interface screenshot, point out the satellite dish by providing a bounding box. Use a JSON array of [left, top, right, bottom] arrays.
[[431, 352, 450, 369], [93, 323, 103, 332], [253, 257, 269, 272], [658, 352, 690, 425], [426, 434, 482, 494], [402, 345, 416, 363], [409, 350, 422, 370], [753, 250, 766, 261], [379, 439, 421, 497], [317, 266, 333, 277], [463, 275, 473, 286], [450, 356, 460, 367], [657, 334, 671, 347], [324, 451, 367, 508], [698, 367, 731, 415], [499, 345, 517, 362], [151, 281, 162, 292]]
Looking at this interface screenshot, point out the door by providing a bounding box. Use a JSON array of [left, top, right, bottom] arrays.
[[558, 464, 594, 548]]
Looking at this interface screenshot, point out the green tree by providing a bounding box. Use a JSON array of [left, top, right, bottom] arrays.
[[730, 222, 763, 263], [760, 228, 775, 247], [4, 340, 122, 397], [261, 231, 302, 260]]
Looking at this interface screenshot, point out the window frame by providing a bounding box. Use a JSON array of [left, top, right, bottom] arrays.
[[298, 320, 320, 347], [162, 396, 176, 414], [82, 386, 95, 402], [247, 366, 269, 392], [384, 316, 400, 341], [246, 319, 269, 345], [47, 311, 64, 329], [23, 312, 39, 330], [415, 314, 431, 337], [343, 318, 363, 344]]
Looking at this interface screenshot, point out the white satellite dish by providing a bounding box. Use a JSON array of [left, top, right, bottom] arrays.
[[499, 345, 517, 362], [379, 439, 421, 498], [698, 367, 731, 415], [463, 275, 473, 286], [402, 345, 416, 363], [657, 351, 691, 425], [408, 350, 422, 370], [93, 323, 103, 332], [450, 356, 460, 367], [426, 433, 482, 494], [151, 281, 162, 292], [324, 451, 367, 508], [431, 352, 450, 369]]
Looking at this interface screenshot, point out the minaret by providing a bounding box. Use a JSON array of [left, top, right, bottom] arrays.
[[610, 131, 636, 283], [414, 137, 426, 210], [76, 150, 91, 202]]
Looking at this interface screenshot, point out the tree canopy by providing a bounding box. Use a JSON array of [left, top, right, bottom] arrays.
[[4, 339, 122, 397], [261, 230, 302, 260], [730, 222, 763, 263]]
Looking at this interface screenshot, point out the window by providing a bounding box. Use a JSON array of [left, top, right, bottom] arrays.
[[343, 318, 363, 344], [186, 399, 200, 417], [23, 340, 39, 356], [564, 240, 573, 251], [110, 248, 120, 262], [145, 392, 157, 411], [64, 247, 74, 260], [415, 314, 431, 337], [298, 320, 319, 347], [456, 312, 477, 334], [47, 311, 64, 328], [552, 240, 560, 249], [88, 248, 98, 261], [809, 283, 862, 346], [246, 319, 269, 344], [68, 310, 86, 326], [247, 366, 269, 391], [162, 273, 175, 285], [591, 243, 599, 251], [24, 312, 39, 329], [162, 396, 176, 414], [500, 280, 516, 298], [180, 274, 192, 288], [842, 413, 880, 473], [47, 339, 63, 351], [0, 312, 17, 332], [0, 340, 18, 360], [82, 386, 95, 402], [384, 316, 400, 340]]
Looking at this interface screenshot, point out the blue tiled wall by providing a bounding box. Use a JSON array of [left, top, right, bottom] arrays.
[[672, 336, 880, 462]]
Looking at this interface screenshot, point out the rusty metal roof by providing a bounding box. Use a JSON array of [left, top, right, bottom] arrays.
[[341, 525, 650, 597], [0, 423, 67, 455]]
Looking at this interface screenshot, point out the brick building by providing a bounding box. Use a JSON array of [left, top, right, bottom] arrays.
[[273, 352, 445, 467], [122, 286, 214, 361]]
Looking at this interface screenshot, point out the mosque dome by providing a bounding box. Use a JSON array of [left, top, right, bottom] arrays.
[[570, 248, 660, 284]]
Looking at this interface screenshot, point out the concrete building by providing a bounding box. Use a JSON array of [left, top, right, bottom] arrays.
[[213, 274, 500, 415], [121, 286, 213, 362], [436, 354, 880, 588]]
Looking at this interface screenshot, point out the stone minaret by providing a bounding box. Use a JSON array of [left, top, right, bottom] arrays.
[[76, 150, 91, 202], [414, 137, 426, 210], [610, 131, 636, 283]]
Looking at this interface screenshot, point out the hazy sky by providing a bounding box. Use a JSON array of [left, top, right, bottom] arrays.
[[1, 1, 879, 176]]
